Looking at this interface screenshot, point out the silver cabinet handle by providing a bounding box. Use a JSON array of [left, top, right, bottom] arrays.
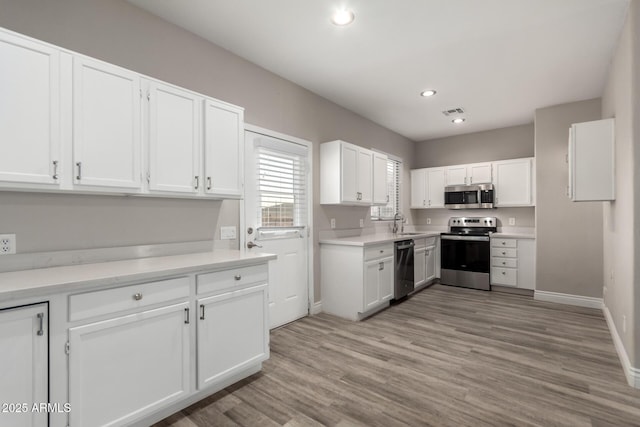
[[184, 308, 190, 324], [207, 177, 212, 190], [200, 304, 205, 320], [36, 313, 44, 336], [502, 241, 506, 245], [379, 250, 384, 253], [501, 251, 506, 255], [423, 199, 426, 206], [379, 262, 384, 271], [426, 250, 430, 256], [386, 195, 389, 202], [52, 160, 59, 180], [194, 176, 199, 189], [247, 241, 263, 249], [234, 274, 242, 281], [76, 161, 82, 180], [502, 271, 506, 275], [133, 293, 143, 301], [502, 261, 506, 265]]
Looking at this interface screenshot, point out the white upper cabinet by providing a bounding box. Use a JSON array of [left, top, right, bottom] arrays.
[[445, 162, 492, 186], [73, 56, 142, 191], [146, 80, 201, 195], [568, 118, 615, 201], [493, 158, 534, 207], [372, 151, 388, 205], [410, 167, 445, 209], [0, 32, 61, 187], [203, 99, 244, 198], [321, 140, 374, 206]]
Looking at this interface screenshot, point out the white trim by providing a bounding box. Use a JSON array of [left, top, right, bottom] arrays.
[[310, 301, 322, 315], [603, 305, 640, 388], [242, 123, 315, 323], [533, 290, 603, 309]]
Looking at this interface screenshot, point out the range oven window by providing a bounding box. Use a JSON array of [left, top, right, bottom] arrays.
[[441, 238, 490, 273]]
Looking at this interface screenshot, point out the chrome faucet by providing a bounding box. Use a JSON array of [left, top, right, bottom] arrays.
[[392, 212, 404, 234]]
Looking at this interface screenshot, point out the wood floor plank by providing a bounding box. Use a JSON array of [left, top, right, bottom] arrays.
[[155, 284, 640, 427]]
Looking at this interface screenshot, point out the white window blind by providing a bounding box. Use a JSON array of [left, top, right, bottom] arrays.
[[371, 157, 401, 220], [256, 146, 307, 228]]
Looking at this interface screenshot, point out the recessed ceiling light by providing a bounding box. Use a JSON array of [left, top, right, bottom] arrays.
[[331, 9, 355, 26], [452, 118, 466, 124], [420, 90, 437, 97]]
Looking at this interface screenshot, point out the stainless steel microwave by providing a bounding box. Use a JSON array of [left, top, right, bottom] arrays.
[[444, 184, 494, 209]]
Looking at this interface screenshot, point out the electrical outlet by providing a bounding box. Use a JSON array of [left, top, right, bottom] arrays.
[[359, 219, 364, 228], [426, 218, 431, 225], [508, 217, 516, 226], [0, 234, 16, 255], [220, 226, 236, 240], [330, 218, 336, 229]]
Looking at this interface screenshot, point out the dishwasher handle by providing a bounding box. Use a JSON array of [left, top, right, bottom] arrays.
[[396, 242, 415, 250]]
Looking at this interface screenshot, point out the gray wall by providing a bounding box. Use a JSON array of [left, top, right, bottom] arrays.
[[602, 0, 638, 369], [413, 207, 535, 229], [534, 99, 603, 298], [0, 0, 415, 303], [414, 124, 535, 168]]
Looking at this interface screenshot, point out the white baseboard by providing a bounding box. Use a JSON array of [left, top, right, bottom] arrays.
[[310, 301, 322, 315], [603, 305, 640, 388], [534, 290, 603, 309]]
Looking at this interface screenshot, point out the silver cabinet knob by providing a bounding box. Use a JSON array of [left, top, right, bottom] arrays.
[[133, 293, 143, 301], [502, 272, 506, 275], [502, 251, 506, 255], [234, 275, 242, 281]]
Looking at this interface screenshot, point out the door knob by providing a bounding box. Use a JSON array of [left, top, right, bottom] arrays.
[[247, 241, 263, 249]]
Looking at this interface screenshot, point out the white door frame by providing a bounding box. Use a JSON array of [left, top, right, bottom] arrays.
[[241, 123, 314, 317]]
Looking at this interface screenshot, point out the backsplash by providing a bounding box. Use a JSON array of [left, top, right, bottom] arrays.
[[412, 206, 535, 229]]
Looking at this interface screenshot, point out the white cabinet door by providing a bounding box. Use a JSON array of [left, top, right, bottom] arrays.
[[379, 256, 394, 302], [0, 304, 48, 427], [68, 302, 190, 427], [340, 143, 359, 204], [73, 56, 142, 190], [148, 81, 201, 194], [410, 169, 426, 208], [414, 247, 426, 286], [0, 32, 61, 186], [569, 119, 615, 201], [468, 163, 492, 184], [197, 284, 269, 389], [357, 148, 373, 204], [203, 99, 244, 198], [493, 158, 533, 206], [426, 168, 446, 208], [425, 245, 436, 282], [363, 259, 380, 311], [445, 165, 467, 186], [372, 151, 388, 205]]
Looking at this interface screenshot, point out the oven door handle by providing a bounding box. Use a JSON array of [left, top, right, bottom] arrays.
[[441, 235, 490, 242]]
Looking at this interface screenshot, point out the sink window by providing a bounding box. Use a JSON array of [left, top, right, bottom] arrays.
[[371, 155, 401, 221]]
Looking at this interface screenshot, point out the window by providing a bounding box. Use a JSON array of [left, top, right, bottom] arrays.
[[256, 145, 308, 228], [371, 156, 401, 220]]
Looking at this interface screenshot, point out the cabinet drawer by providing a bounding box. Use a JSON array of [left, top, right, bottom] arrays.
[[364, 244, 394, 261], [491, 247, 517, 258], [492, 257, 518, 268], [414, 238, 426, 249], [69, 277, 190, 322], [492, 267, 517, 287], [197, 264, 268, 295], [425, 237, 437, 247], [492, 238, 517, 248]]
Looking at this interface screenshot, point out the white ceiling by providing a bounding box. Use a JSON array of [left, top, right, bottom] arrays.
[[128, 0, 629, 141]]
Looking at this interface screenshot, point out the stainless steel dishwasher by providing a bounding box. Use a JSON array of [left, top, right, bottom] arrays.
[[394, 239, 415, 299]]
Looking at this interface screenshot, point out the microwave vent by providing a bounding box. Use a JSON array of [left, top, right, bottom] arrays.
[[442, 107, 465, 117]]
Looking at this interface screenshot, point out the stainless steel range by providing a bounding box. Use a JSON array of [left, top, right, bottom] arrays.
[[440, 217, 497, 291]]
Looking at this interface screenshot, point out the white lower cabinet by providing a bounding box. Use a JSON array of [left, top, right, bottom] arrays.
[[0, 303, 48, 427], [490, 237, 536, 290], [197, 283, 269, 389], [414, 237, 438, 287], [321, 242, 394, 320], [68, 301, 191, 427]]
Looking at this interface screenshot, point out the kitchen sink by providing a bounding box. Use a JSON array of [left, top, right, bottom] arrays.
[[396, 232, 423, 236]]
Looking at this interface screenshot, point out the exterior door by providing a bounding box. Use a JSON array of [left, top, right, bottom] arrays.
[[244, 130, 311, 329]]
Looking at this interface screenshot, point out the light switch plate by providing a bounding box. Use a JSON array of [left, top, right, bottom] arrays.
[[359, 219, 364, 228], [220, 226, 237, 240], [330, 218, 336, 229]]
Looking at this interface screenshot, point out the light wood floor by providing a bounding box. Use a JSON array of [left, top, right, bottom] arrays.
[[155, 284, 640, 426]]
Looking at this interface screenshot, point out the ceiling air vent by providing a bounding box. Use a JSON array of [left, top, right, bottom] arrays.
[[441, 107, 465, 117]]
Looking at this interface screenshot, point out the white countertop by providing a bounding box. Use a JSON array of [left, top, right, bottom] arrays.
[[319, 232, 441, 247], [0, 250, 276, 302]]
